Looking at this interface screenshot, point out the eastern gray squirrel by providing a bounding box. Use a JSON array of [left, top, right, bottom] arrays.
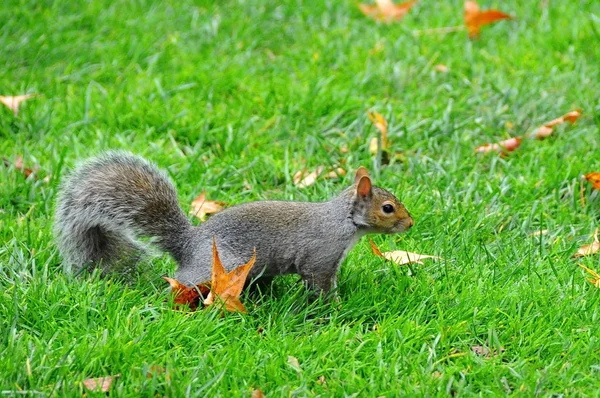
[[54, 151, 414, 295]]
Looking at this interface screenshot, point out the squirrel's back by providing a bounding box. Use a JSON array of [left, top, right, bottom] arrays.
[[54, 151, 192, 272]]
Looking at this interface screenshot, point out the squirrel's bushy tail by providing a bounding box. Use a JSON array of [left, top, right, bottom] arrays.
[[54, 151, 193, 273]]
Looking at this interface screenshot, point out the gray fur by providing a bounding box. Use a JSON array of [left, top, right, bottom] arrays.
[[54, 151, 411, 295]]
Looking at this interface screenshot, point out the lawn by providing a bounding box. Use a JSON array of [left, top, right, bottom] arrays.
[[1, 0, 600, 395]]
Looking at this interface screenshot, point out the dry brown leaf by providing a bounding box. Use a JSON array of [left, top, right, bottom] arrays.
[[294, 166, 344, 188], [0, 94, 36, 116], [317, 376, 327, 385], [464, 1, 512, 38], [369, 238, 442, 265], [163, 276, 210, 311], [324, 167, 346, 179], [190, 192, 226, 221], [203, 238, 256, 313], [251, 388, 265, 398], [572, 229, 600, 258], [578, 264, 600, 288], [294, 166, 325, 188], [434, 64, 449, 73], [287, 356, 302, 373], [83, 374, 120, 393], [474, 137, 521, 154], [585, 172, 600, 190], [471, 345, 504, 358], [359, 0, 416, 23], [533, 110, 581, 139], [3, 156, 39, 179]]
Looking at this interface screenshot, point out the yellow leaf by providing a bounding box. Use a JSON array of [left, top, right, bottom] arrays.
[[369, 239, 442, 265]]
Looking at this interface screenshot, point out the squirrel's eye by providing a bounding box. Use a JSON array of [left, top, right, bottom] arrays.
[[382, 204, 395, 214]]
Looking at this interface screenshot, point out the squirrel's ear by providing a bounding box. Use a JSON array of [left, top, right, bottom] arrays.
[[356, 175, 372, 197], [354, 167, 370, 184]]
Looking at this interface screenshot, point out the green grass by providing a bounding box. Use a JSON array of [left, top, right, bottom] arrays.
[[2, 0, 600, 395]]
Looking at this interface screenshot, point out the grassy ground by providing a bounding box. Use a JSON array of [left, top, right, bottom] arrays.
[[1, 0, 600, 395]]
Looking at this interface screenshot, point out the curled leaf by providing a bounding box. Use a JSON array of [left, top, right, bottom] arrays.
[[367, 111, 388, 155], [533, 110, 581, 139], [475, 137, 521, 154], [163, 276, 210, 311]]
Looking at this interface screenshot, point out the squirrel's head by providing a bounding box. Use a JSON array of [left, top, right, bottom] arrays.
[[351, 167, 414, 234]]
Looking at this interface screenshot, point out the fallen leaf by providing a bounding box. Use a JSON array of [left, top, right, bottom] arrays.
[[572, 229, 600, 258], [252, 389, 265, 398], [471, 345, 504, 358], [474, 137, 522, 154], [203, 238, 256, 313], [145, 365, 171, 382], [163, 276, 210, 311], [294, 166, 344, 188], [287, 356, 302, 373], [434, 64, 449, 73], [324, 167, 346, 179], [464, 1, 512, 38], [359, 0, 416, 23], [317, 376, 327, 385], [578, 264, 600, 288], [0, 94, 36, 116], [529, 229, 548, 237], [369, 239, 442, 265], [83, 374, 119, 393], [294, 166, 325, 188], [3, 156, 38, 179], [367, 111, 388, 155], [584, 172, 600, 190], [533, 110, 581, 139], [190, 192, 226, 221]]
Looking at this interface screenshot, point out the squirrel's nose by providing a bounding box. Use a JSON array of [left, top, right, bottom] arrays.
[[406, 217, 414, 229]]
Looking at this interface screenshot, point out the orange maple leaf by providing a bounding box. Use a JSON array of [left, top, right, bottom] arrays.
[[584, 172, 600, 190], [464, 1, 512, 38], [203, 238, 256, 313], [359, 0, 416, 23], [163, 277, 210, 311]]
